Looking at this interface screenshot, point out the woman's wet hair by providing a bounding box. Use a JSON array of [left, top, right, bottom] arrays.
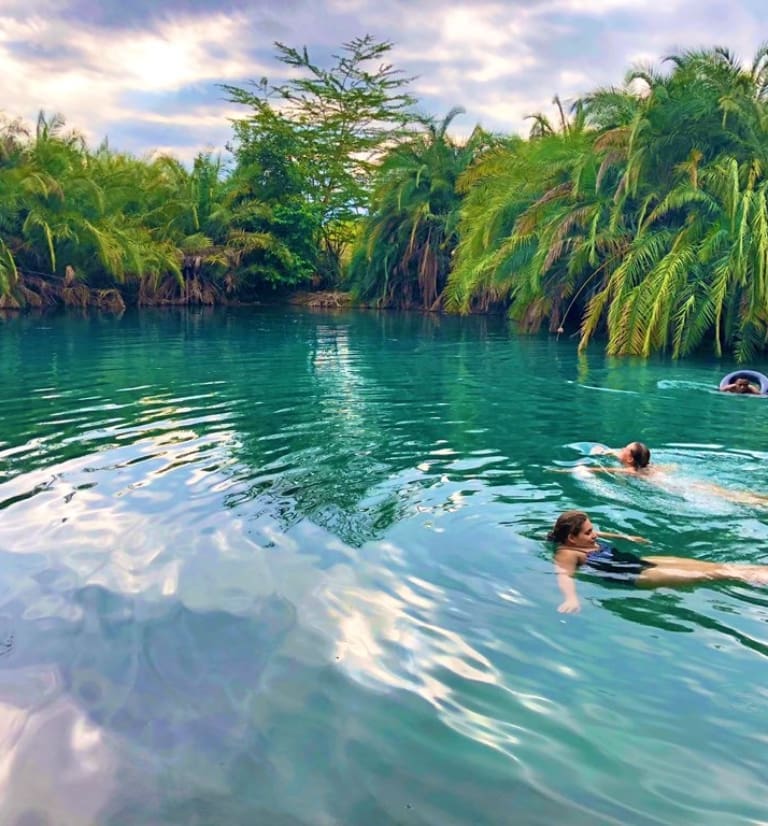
[[627, 442, 651, 469], [547, 510, 589, 544]]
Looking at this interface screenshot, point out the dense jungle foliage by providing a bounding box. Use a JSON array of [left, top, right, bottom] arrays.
[[4, 38, 768, 359]]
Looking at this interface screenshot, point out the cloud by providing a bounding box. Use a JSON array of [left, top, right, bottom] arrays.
[[0, 0, 766, 160], [55, 0, 303, 31], [545, 0, 682, 12], [0, 8, 271, 155]]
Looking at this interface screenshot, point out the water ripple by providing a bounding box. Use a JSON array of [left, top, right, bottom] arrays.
[[0, 310, 766, 823]]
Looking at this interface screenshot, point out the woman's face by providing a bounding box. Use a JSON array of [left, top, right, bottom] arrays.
[[569, 518, 598, 549]]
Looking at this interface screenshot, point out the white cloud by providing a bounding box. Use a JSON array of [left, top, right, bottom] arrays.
[[1, 0, 766, 159], [326, 0, 369, 9], [472, 95, 558, 130], [0, 10, 268, 155], [438, 5, 513, 48], [392, 3, 538, 67], [559, 69, 590, 87], [69, 14, 256, 92], [542, 0, 683, 12], [383, 2, 544, 128]]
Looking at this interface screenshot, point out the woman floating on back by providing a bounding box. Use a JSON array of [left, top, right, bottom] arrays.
[[549, 441, 657, 476], [550, 510, 768, 613], [589, 441, 651, 472], [583, 441, 768, 507]]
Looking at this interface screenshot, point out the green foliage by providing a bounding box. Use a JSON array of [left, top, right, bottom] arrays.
[[445, 44, 768, 360], [348, 110, 494, 309], [0, 35, 421, 303], [219, 114, 320, 289], [577, 46, 768, 359], [0, 113, 183, 297], [222, 35, 418, 283], [5, 37, 768, 360], [446, 114, 610, 329], [0, 111, 308, 302]]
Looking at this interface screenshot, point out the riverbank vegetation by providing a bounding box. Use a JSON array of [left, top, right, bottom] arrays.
[[3, 38, 768, 359]]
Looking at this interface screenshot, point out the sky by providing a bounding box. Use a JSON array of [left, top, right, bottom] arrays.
[[2, 0, 766, 164]]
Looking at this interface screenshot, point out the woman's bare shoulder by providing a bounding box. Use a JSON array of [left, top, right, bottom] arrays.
[[554, 547, 581, 567]]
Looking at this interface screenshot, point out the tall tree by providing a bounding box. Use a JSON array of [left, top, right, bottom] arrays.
[[222, 35, 418, 282], [217, 111, 320, 291]]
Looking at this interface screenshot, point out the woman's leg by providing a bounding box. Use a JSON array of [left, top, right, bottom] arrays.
[[643, 556, 723, 570], [688, 483, 768, 508], [639, 556, 768, 587]]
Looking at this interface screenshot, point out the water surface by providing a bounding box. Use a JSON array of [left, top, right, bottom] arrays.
[[0, 308, 767, 825]]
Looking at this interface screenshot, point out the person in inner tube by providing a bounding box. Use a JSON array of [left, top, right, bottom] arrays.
[[721, 377, 761, 394]]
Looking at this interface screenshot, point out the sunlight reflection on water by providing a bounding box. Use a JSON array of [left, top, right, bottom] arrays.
[[0, 310, 767, 824]]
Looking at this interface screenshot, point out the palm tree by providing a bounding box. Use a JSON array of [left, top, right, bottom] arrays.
[[578, 46, 768, 359], [446, 45, 768, 361], [349, 109, 491, 309], [446, 101, 616, 330]]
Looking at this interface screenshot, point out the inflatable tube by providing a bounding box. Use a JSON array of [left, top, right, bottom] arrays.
[[719, 370, 768, 394]]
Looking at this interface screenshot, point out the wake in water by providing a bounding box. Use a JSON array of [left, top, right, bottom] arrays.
[[656, 379, 720, 394], [576, 384, 639, 395]]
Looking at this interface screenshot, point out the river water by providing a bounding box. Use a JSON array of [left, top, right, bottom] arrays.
[[0, 308, 767, 825]]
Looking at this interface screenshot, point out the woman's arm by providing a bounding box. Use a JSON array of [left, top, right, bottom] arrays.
[[597, 530, 650, 544], [688, 481, 768, 507], [583, 466, 630, 474], [589, 445, 616, 456], [579, 465, 674, 478], [554, 549, 581, 613], [546, 466, 628, 475]]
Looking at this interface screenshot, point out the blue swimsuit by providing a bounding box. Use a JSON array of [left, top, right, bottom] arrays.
[[582, 539, 655, 584]]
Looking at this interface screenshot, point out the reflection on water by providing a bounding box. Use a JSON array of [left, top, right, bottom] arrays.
[[0, 308, 767, 824]]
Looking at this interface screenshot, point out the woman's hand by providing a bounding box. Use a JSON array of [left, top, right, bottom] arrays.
[[558, 596, 581, 613], [589, 445, 614, 456]]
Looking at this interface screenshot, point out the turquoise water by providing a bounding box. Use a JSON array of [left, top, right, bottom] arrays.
[[1, 308, 767, 825]]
